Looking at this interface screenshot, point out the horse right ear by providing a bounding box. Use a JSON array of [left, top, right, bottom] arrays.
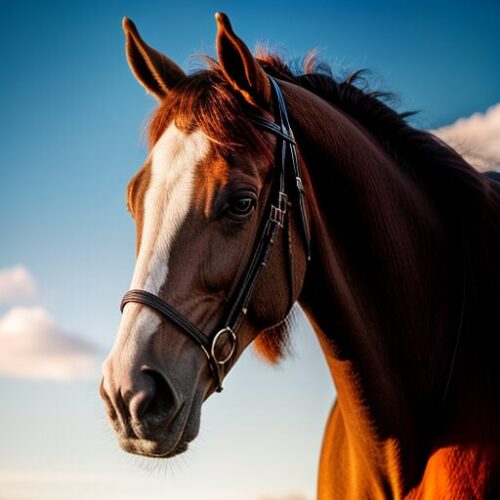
[[122, 17, 185, 100], [215, 13, 271, 108]]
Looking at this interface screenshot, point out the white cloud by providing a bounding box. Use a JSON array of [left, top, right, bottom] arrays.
[[0, 306, 100, 381], [432, 103, 500, 172], [0, 265, 38, 303]]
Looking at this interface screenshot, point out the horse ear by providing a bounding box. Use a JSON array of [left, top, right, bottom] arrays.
[[122, 17, 185, 100], [215, 13, 271, 107]]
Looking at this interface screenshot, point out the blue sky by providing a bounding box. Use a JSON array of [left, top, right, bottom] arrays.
[[0, 1, 499, 499]]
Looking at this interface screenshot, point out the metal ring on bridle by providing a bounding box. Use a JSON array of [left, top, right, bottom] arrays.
[[211, 327, 237, 365]]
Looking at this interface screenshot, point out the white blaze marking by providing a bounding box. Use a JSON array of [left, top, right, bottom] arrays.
[[111, 124, 209, 357]]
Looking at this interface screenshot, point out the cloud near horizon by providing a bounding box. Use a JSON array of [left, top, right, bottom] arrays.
[[432, 103, 500, 172], [0, 265, 38, 303], [0, 306, 100, 381]]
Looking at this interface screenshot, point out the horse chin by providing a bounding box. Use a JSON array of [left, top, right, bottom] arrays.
[[117, 399, 202, 459], [119, 436, 190, 459]]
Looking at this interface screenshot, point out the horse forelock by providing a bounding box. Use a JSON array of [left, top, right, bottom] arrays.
[[147, 66, 272, 157]]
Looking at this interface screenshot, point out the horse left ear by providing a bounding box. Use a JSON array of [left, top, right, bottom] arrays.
[[123, 17, 185, 99], [215, 13, 271, 108]]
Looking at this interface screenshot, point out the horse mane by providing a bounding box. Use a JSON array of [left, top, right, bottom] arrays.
[[258, 53, 497, 208], [147, 52, 500, 365]]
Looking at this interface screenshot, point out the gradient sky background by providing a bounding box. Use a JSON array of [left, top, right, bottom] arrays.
[[1, 1, 499, 499]]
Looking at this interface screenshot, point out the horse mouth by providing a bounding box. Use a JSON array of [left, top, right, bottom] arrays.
[[119, 436, 189, 458], [116, 401, 198, 459]]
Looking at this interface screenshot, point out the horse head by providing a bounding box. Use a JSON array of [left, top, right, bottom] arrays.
[[100, 13, 308, 458]]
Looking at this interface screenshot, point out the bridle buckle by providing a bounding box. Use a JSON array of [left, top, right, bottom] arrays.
[[270, 191, 288, 228]]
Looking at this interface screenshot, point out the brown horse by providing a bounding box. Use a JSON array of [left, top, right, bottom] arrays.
[[100, 13, 500, 498]]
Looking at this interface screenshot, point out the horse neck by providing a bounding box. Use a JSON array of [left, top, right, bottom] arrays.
[[288, 85, 465, 451]]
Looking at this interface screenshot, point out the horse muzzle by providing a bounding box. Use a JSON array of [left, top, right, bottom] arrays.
[[99, 361, 200, 458]]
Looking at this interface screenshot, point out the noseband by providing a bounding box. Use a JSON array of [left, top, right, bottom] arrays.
[[120, 77, 311, 392]]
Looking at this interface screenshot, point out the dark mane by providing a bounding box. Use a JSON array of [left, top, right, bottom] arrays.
[[148, 53, 500, 364], [257, 54, 498, 213]]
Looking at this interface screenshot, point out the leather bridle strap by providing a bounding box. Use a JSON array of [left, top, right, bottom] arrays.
[[120, 290, 209, 350], [120, 76, 310, 392], [120, 289, 234, 390], [251, 78, 311, 261]]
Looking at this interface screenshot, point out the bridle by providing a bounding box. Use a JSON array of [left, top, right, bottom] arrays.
[[120, 77, 311, 392]]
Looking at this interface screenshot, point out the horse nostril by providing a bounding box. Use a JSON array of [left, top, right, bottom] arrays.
[[141, 369, 177, 419], [128, 387, 154, 421], [128, 368, 178, 426]]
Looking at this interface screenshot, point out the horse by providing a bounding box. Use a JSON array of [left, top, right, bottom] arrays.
[[100, 13, 500, 498]]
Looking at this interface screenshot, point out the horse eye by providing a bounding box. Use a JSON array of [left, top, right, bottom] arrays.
[[226, 196, 256, 220]]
